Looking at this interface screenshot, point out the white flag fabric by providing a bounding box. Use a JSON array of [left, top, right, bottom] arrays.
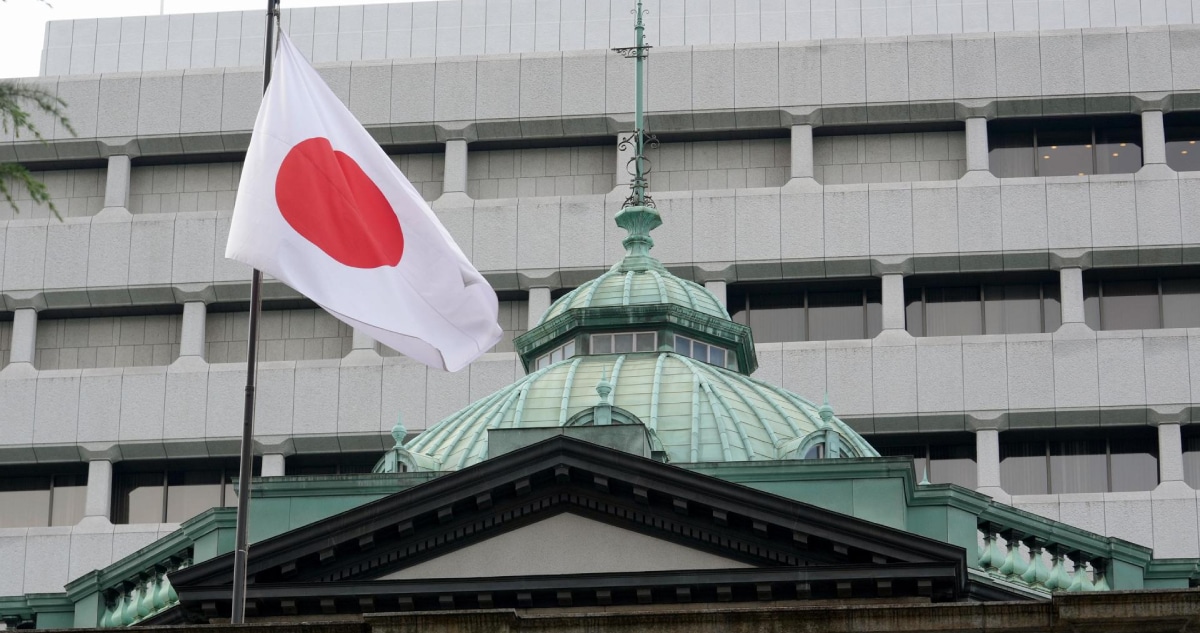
[[225, 32, 501, 372]]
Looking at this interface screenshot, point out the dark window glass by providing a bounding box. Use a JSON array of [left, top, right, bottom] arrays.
[[924, 286, 983, 336], [1162, 278, 1200, 328], [165, 470, 223, 523], [1083, 282, 1101, 329], [1101, 280, 1160, 330], [1166, 124, 1200, 171], [1184, 434, 1200, 489], [613, 333, 634, 354], [808, 290, 865, 341], [984, 284, 1042, 334], [728, 282, 881, 343], [1049, 439, 1108, 494], [1043, 284, 1062, 331], [747, 293, 805, 344], [1038, 127, 1094, 177], [0, 476, 52, 528], [989, 118, 1143, 177], [113, 459, 258, 524], [50, 474, 87, 527], [1094, 126, 1142, 175], [289, 452, 381, 476], [904, 288, 924, 337], [989, 128, 1036, 177], [1000, 441, 1048, 495], [929, 443, 977, 488], [1109, 436, 1159, 493]]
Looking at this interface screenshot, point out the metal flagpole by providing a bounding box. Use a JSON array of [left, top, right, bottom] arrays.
[[230, 0, 279, 624]]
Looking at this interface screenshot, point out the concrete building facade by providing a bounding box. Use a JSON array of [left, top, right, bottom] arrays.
[[5, 0, 1200, 600]]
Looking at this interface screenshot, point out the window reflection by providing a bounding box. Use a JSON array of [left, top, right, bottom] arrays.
[[873, 434, 977, 489], [1083, 269, 1200, 331], [905, 277, 1060, 337], [989, 117, 1142, 177], [1000, 432, 1158, 495], [113, 459, 259, 524], [1164, 118, 1200, 171], [0, 468, 88, 529], [728, 282, 882, 343]]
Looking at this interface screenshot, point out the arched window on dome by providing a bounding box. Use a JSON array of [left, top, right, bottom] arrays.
[[803, 443, 825, 460]]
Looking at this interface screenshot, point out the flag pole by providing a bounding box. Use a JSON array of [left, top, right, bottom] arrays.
[[229, 0, 279, 624]]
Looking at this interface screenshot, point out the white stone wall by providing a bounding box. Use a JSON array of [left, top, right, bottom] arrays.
[[39, 0, 1200, 76], [128, 163, 240, 215], [391, 153, 444, 201], [646, 139, 790, 191], [0, 168, 105, 220], [467, 147, 615, 199], [34, 315, 181, 370], [205, 309, 353, 364], [813, 132, 967, 185]]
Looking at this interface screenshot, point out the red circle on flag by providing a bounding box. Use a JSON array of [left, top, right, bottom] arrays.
[[275, 137, 404, 269]]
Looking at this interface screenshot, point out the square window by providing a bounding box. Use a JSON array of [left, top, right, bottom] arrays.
[[564, 340, 576, 358], [614, 333, 634, 353], [693, 341, 709, 361], [674, 336, 690, 356], [635, 332, 655, 351], [592, 335, 612, 354]]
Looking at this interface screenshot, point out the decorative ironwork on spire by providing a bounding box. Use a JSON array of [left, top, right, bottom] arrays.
[[613, 0, 663, 272]]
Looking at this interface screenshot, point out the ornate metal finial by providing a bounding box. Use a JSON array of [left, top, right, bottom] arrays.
[[612, 0, 663, 271], [596, 369, 613, 404], [391, 413, 407, 449], [819, 393, 834, 423]]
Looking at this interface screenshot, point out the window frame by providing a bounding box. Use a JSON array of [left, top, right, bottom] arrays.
[[728, 281, 883, 343], [998, 433, 1159, 495], [987, 117, 1144, 178], [905, 278, 1059, 337], [112, 458, 261, 524]]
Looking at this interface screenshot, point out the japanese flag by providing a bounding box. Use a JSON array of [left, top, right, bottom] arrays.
[[225, 32, 502, 372]]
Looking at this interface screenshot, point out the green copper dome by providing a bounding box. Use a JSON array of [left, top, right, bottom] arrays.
[[393, 353, 877, 471], [537, 259, 727, 325], [382, 33, 879, 474]]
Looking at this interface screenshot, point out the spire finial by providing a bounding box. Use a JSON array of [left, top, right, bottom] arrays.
[[819, 394, 834, 423], [612, 0, 662, 271], [391, 413, 407, 448]]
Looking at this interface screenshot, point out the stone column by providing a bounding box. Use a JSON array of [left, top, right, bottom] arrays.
[[1142, 110, 1167, 166], [880, 274, 906, 331], [1059, 267, 1086, 325], [83, 459, 113, 522], [178, 301, 207, 361], [100, 155, 132, 214], [9, 307, 37, 366], [261, 453, 286, 477], [975, 428, 1008, 500], [1158, 422, 1185, 483], [790, 124, 814, 179], [443, 138, 469, 195], [704, 280, 727, 308], [527, 287, 551, 329], [965, 117, 989, 172]]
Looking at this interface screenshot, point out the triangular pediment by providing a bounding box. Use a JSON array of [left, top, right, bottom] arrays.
[[167, 436, 991, 621], [374, 511, 754, 580]]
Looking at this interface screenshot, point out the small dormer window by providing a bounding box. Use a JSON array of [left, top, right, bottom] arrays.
[[591, 332, 657, 354], [534, 340, 576, 370], [673, 335, 734, 369]]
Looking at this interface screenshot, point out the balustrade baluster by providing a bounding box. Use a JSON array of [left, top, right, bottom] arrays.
[[1020, 537, 1052, 587], [998, 529, 1028, 579]]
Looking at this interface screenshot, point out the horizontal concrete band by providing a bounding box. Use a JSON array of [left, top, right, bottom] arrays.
[[8, 26, 1200, 160], [40, 0, 1200, 77], [1, 330, 1197, 464], [3, 175, 1200, 306]]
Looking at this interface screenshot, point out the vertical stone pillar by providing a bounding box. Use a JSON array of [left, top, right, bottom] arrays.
[[352, 328, 376, 351], [9, 307, 38, 365], [1158, 422, 1185, 483], [790, 124, 814, 179], [101, 155, 132, 212], [880, 274, 906, 331], [527, 287, 551, 329], [443, 138, 469, 195], [83, 459, 113, 521], [616, 132, 635, 187], [1059, 267, 1086, 325], [965, 117, 990, 172], [705, 280, 727, 308], [1142, 110, 1167, 165], [976, 429, 1001, 488], [261, 453, 286, 477], [178, 301, 207, 360]]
